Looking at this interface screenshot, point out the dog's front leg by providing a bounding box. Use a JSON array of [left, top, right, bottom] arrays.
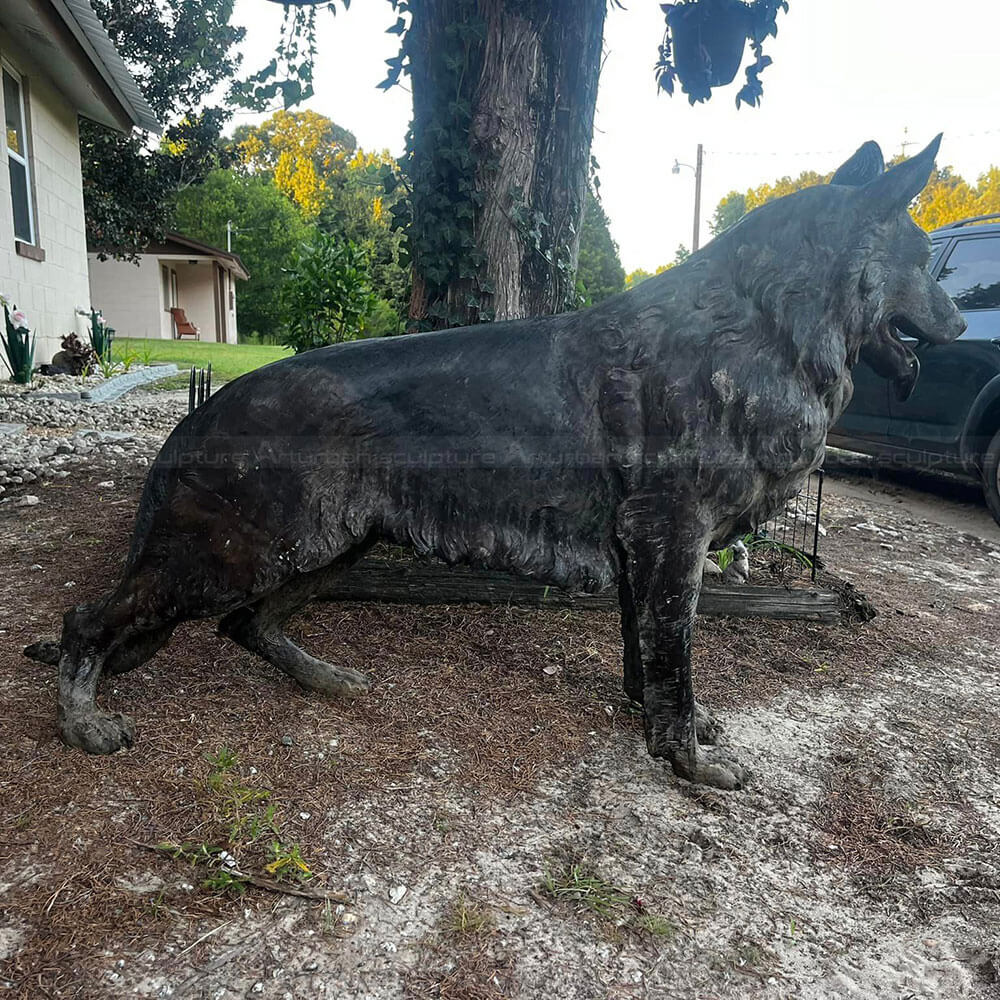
[[618, 572, 722, 745], [617, 503, 749, 790]]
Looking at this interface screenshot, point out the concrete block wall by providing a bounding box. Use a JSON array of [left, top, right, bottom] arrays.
[[0, 27, 92, 367]]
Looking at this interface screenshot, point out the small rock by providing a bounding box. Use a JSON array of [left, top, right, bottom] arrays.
[[30, 564, 42, 571], [16, 494, 40, 507], [388, 885, 408, 904], [281, 735, 294, 747], [65, 580, 76, 588], [341, 912, 358, 926], [97, 480, 115, 488], [300, 812, 311, 820]]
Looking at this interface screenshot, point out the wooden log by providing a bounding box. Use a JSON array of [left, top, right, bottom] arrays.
[[319, 559, 842, 623]]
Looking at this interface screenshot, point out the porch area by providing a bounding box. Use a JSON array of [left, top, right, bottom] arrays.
[[88, 231, 248, 344]]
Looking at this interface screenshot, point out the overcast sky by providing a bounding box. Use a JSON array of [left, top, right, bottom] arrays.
[[231, 1, 1000, 272]]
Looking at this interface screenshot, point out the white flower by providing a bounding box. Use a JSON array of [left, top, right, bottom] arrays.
[[10, 310, 28, 330]]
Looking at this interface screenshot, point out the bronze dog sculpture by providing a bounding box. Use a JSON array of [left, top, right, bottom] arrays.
[[30, 136, 964, 788]]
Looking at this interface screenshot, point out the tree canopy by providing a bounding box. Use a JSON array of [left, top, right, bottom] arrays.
[[170, 108, 410, 342], [233, 110, 358, 219], [84, 0, 247, 258], [710, 159, 1000, 236], [171, 169, 313, 338], [575, 191, 626, 307]]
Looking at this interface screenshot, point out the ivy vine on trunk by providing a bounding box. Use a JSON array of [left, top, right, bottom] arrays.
[[388, 0, 606, 330]]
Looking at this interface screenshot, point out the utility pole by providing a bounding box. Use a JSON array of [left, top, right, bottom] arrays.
[[672, 145, 704, 253], [227, 219, 233, 253], [693, 143, 703, 252]]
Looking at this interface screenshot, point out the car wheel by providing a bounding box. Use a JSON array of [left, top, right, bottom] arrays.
[[982, 428, 1000, 528]]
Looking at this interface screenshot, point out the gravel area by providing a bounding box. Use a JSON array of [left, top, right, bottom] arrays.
[[0, 386, 186, 500]]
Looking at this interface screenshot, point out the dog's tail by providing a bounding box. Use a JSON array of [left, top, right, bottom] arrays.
[[24, 639, 61, 665]]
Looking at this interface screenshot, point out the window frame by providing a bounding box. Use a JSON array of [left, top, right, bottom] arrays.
[[2, 62, 36, 246]]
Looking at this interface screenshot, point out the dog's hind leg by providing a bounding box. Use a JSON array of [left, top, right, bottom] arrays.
[[57, 590, 176, 754], [616, 501, 748, 789], [218, 564, 369, 699], [27, 626, 174, 675]]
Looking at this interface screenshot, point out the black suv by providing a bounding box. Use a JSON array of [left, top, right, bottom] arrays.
[[830, 213, 1000, 526]]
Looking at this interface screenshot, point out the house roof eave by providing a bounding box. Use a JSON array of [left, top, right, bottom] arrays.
[[45, 0, 160, 134]]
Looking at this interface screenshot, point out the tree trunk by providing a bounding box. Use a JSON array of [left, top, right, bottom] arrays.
[[405, 0, 606, 329]]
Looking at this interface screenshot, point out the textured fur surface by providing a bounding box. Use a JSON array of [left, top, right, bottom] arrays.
[[39, 137, 965, 788]]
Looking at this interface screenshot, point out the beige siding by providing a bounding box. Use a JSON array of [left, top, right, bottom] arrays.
[[0, 31, 92, 366], [88, 254, 163, 339]]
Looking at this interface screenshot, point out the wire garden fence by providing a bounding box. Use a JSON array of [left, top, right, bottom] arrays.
[[188, 365, 212, 414], [752, 468, 825, 581]]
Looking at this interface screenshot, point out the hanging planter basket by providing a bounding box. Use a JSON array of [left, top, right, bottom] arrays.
[[666, 0, 752, 101]]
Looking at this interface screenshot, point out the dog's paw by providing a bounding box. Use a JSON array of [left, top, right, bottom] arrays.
[[60, 711, 135, 755], [24, 640, 61, 665], [297, 662, 370, 700], [671, 746, 750, 791]]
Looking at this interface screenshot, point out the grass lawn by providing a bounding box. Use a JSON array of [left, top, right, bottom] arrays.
[[115, 337, 292, 383]]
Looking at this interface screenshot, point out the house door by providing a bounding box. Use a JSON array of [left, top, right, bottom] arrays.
[[161, 264, 178, 337], [161, 264, 178, 309]]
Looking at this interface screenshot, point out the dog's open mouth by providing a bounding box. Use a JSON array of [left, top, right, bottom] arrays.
[[891, 313, 934, 343], [861, 321, 921, 402]]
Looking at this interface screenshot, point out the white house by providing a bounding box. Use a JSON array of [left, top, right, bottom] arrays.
[[88, 231, 249, 344], [0, 0, 157, 364]]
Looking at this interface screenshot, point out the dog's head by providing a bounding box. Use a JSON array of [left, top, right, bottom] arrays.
[[714, 135, 966, 405], [832, 135, 967, 401]]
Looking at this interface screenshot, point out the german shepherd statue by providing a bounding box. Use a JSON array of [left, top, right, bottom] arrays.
[[28, 135, 965, 789]]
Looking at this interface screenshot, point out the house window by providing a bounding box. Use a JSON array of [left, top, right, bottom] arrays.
[[3, 66, 35, 244]]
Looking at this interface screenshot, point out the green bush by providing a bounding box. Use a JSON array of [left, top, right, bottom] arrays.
[[362, 297, 403, 338], [281, 233, 376, 354]]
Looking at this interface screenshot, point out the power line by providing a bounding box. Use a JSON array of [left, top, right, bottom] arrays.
[[705, 128, 1000, 160]]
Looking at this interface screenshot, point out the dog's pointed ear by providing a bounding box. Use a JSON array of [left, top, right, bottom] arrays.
[[861, 133, 942, 213], [830, 141, 884, 187]]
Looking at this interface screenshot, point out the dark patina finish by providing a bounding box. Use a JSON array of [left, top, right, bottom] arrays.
[[35, 137, 964, 789]]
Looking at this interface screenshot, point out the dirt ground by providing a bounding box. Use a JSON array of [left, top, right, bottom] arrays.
[[1, 455, 999, 1000]]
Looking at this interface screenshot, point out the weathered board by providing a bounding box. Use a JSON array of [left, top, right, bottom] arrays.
[[319, 559, 842, 623]]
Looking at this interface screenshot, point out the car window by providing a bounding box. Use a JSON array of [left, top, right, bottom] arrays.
[[937, 236, 1000, 310]]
